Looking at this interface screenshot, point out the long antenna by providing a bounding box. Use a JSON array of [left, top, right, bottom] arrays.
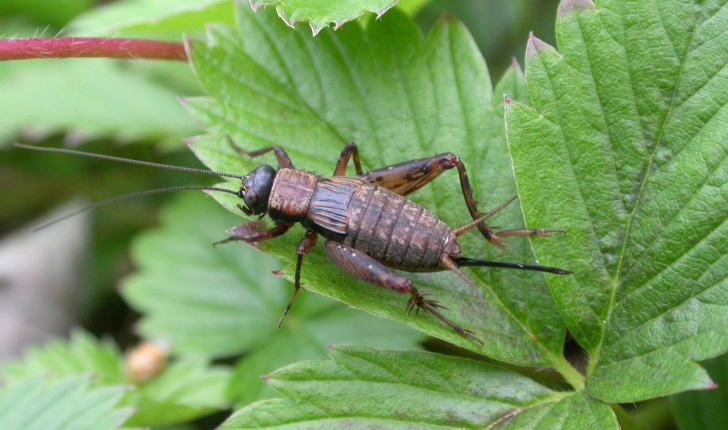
[[14, 143, 245, 180], [14, 143, 247, 231], [33, 186, 242, 231]]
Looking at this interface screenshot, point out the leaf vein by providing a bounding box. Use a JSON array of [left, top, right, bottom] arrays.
[[621, 140, 728, 284]]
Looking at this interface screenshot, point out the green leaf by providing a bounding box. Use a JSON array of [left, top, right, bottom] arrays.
[[122, 359, 231, 427], [184, 3, 568, 368], [0, 330, 229, 427], [1, 331, 124, 386], [121, 192, 424, 405], [0, 375, 132, 430], [492, 391, 617, 430], [0, 59, 198, 148], [67, 0, 235, 39], [249, 0, 397, 35], [670, 353, 728, 430], [506, 0, 728, 401], [221, 346, 563, 429]]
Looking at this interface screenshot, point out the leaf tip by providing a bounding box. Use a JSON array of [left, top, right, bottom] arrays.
[[271, 270, 282, 277], [276, 6, 296, 28], [558, 0, 596, 16], [708, 381, 718, 390], [63, 130, 89, 146], [440, 11, 457, 25], [260, 374, 270, 382], [375, 2, 397, 19], [310, 22, 325, 36], [510, 57, 521, 71], [248, 0, 263, 12], [526, 32, 536, 59], [182, 36, 198, 55], [526, 33, 556, 60]]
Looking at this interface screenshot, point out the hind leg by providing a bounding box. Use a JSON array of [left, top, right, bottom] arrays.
[[323, 241, 482, 345]]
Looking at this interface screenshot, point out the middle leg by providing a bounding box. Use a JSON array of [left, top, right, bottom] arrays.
[[277, 230, 318, 327], [213, 221, 292, 246]]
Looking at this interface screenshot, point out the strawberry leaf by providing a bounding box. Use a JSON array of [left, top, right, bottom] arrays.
[[220, 347, 574, 429], [507, 0, 728, 401], [184, 5, 569, 367], [0, 376, 132, 430]]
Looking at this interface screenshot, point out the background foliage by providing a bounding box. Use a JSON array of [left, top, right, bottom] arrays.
[[2, 0, 727, 429]]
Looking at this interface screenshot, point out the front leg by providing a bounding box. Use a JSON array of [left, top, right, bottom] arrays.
[[213, 221, 292, 246], [226, 136, 295, 169], [323, 241, 481, 345]]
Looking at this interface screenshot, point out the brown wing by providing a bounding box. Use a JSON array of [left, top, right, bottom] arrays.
[[306, 176, 363, 237]]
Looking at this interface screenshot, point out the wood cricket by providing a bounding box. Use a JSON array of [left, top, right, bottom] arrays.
[[16, 142, 570, 345]]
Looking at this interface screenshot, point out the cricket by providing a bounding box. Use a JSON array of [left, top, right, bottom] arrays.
[[16, 141, 570, 345]]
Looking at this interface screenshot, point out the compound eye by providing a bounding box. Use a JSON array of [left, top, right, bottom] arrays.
[[244, 190, 259, 211]]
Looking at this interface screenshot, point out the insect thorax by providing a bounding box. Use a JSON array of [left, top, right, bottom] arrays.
[[267, 168, 317, 222]]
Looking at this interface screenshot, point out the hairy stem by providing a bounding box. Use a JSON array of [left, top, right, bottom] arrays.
[[548, 353, 585, 390], [0, 38, 187, 62]]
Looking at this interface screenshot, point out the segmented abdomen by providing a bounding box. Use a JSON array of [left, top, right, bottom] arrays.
[[342, 184, 450, 270]]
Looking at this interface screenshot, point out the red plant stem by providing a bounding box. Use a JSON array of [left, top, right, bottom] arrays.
[[0, 38, 187, 62]]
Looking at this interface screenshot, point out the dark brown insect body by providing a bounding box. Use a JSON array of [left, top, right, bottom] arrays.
[[16, 141, 569, 345], [217, 142, 570, 344], [272, 171, 458, 271]]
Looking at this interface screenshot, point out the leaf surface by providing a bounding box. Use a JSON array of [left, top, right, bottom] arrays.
[[221, 346, 563, 429], [0, 376, 131, 430], [507, 0, 728, 401], [492, 391, 617, 430], [184, 3, 568, 367]]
